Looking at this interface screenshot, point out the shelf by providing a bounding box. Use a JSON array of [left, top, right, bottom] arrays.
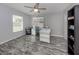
[[68, 16, 74, 20], [68, 29, 74, 31], [68, 6, 75, 55], [68, 29, 74, 34]]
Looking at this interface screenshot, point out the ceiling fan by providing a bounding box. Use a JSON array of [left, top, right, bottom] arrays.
[[24, 3, 46, 13]]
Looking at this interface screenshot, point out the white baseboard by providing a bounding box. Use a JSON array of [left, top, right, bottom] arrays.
[[51, 34, 64, 38], [0, 34, 24, 45]]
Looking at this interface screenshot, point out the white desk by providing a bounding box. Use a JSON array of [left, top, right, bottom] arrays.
[[40, 28, 51, 43]]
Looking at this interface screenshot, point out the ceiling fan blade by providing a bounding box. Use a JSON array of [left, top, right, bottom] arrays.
[[34, 3, 39, 8], [38, 8, 46, 10], [24, 6, 33, 8]]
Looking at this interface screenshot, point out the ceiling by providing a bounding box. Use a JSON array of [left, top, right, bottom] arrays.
[[4, 3, 73, 16]]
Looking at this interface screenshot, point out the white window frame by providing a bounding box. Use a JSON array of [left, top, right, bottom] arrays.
[[13, 15, 23, 32]]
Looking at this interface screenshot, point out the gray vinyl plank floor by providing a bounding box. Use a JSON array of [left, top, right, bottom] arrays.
[[0, 35, 67, 55]]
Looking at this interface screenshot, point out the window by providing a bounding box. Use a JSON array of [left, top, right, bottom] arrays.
[[13, 15, 23, 32]]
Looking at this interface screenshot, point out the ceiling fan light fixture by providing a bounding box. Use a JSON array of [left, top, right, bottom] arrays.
[[34, 9, 38, 12]]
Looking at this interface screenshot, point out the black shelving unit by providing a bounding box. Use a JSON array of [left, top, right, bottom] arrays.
[[68, 7, 75, 55], [68, 5, 79, 55]]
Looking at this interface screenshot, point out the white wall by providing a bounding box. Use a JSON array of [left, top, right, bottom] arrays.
[[45, 12, 64, 37], [0, 4, 30, 44]]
